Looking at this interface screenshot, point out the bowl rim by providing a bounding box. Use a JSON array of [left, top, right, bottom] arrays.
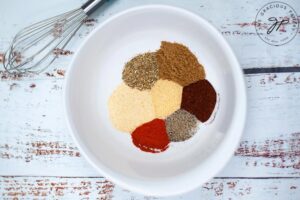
[[64, 4, 247, 197]]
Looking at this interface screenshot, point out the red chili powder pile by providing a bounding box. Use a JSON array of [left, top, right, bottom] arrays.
[[131, 119, 170, 153], [181, 80, 217, 122]]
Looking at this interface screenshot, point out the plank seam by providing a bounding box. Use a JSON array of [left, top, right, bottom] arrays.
[[244, 67, 300, 74], [0, 175, 299, 179]]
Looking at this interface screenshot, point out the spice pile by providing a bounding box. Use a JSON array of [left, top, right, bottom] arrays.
[[108, 41, 217, 153]]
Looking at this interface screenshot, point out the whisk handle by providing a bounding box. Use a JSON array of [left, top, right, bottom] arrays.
[[81, 0, 104, 15]]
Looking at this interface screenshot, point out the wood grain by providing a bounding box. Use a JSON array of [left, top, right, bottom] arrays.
[[0, 176, 299, 200], [0, 177, 114, 200]]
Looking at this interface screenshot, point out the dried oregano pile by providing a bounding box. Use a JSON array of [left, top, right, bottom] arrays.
[[122, 52, 159, 90], [108, 41, 217, 153]]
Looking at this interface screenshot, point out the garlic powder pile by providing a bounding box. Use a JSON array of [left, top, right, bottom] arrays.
[[108, 83, 155, 132]]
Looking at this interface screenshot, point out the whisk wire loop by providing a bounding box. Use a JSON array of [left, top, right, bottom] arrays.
[[3, 6, 91, 74]]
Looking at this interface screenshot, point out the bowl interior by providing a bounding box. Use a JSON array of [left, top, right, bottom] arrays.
[[65, 5, 246, 196]]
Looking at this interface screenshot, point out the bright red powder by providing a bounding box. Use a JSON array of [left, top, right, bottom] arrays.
[[131, 119, 170, 153]]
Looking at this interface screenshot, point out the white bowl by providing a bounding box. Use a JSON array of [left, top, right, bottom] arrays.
[[65, 5, 246, 196]]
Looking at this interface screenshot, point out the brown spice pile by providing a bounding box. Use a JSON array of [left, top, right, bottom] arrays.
[[156, 41, 205, 86], [122, 52, 159, 90], [181, 80, 217, 122]]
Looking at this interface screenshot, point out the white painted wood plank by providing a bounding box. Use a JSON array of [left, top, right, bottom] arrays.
[[0, 73, 299, 177], [0, 0, 299, 72], [0, 176, 299, 200], [221, 73, 300, 176]]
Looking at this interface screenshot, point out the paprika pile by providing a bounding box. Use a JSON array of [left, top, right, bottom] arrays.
[[131, 119, 169, 153]]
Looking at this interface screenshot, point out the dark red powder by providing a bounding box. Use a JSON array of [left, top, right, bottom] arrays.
[[181, 80, 217, 122], [131, 119, 170, 153]]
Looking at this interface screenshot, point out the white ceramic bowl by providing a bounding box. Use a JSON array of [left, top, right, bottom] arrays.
[[65, 5, 246, 196]]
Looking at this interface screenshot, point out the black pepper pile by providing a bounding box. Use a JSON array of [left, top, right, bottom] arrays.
[[166, 109, 198, 142]]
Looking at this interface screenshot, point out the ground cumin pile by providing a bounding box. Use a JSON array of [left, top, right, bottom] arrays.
[[156, 41, 205, 86]]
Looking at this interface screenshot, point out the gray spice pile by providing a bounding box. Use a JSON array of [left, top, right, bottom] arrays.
[[122, 52, 159, 91], [166, 109, 198, 142]]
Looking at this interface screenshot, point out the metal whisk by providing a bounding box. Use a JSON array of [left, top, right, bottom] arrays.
[[3, 0, 104, 74]]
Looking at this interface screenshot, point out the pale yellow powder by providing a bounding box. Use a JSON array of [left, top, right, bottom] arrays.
[[108, 83, 155, 132], [151, 79, 183, 119]]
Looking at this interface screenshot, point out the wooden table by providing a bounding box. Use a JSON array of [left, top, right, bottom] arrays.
[[1, 0, 300, 199]]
